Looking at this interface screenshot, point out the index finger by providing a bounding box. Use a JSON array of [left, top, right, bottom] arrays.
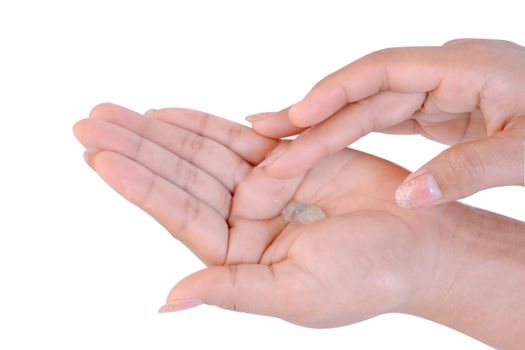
[[288, 46, 445, 127]]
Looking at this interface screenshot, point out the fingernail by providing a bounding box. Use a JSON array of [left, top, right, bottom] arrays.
[[245, 112, 274, 123], [83, 148, 99, 169], [144, 109, 156, 117], [158, 298, 202, 313], [257, 149, 284, 168], [395, 173, 442, 209]]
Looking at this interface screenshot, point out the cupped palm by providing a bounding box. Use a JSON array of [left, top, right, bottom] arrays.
[[73, 104, 437, 327]]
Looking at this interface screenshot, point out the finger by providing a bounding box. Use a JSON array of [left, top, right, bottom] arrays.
[[288, 46, 445, 128], [230, 142, 306, 220], [160, 261, 304, 319], [411, 110, 488, 145], [289, 40, 518, 129], [147, 107, 278, 164], [265, 91, 425, 179], [88, 151, 228, 265], [246, 107, 305, 139], [89, 103, 252, 191], [395, 118, 525, 209], [381, 110, 488, 145], [74, 118, 232, 218], [89, 103, 145, 132]]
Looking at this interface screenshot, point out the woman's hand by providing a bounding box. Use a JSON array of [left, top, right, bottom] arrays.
[[73, 103, 434, 324], [247, 39, 525, 209], [73, 104, 524, 349]]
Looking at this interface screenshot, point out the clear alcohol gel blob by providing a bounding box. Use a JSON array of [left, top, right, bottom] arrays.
[[282, 202, 326, 224]]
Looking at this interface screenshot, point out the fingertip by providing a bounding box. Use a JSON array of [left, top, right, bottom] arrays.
[[395, 172, 443, 209], [264, 156, 304, 179], [245, 112, 277, 136], [249, 121, 271, 137], [72, 119, 90, 141], [288, 103, 312, 128], [247, 109, 305, 139], [89, 102, 116, 119], [83, 148, 99, 170], [72, 120, 81, 137]]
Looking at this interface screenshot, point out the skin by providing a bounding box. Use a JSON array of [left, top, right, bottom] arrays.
[[249, 39, 525, 206], [73, 104, 524, 349]]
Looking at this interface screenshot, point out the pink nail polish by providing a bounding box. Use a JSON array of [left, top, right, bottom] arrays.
[[245, 112, 274, 123], [83, 148, 99, 169], [257, 149, 285, 168], [395, 173, 442, 209], [158, 298, 202, 313]]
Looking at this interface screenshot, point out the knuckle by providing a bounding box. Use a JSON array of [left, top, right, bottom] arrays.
[[186, 166, 198, 190], [230, 158, 249, 191], [442, 38, 492, 49], [442, 38, 478, 47], [226, 123, 244, 149], [134, 137, 146, 160], [198, 113, 210, 135], [442, 38, 518, 63], [369, 47, 395, 61], [190, 133, 205, 154], [179, 132, 190, 154], [442, 147, 485, 192], [365, 48, 394, 91], [181, 132, 205, 163], [181, 195, 200, 228], [220, 192, 232, 218], [190, 134, 205, 156], [173, 157, 198, 191], [139, 175, 158, 209], [173, 157, 184, 183]]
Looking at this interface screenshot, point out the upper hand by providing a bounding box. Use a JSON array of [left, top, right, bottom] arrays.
[[248, 39, 525, 209]]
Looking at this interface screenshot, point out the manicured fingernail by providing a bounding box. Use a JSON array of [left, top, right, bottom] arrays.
[[158, 298, 202, 313], [83, 148, 99, 169], [245, 112, 274, 123], [257, 149, 285, 168], [144, 109, 156, 117], [395, 173, 442, 209]]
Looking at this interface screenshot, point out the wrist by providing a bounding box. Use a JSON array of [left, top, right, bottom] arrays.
[[403, 203, 525, 349]]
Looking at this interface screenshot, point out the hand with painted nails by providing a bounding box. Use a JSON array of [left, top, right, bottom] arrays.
[[74, 104, 524, 349], [247, 39, 525, 209]]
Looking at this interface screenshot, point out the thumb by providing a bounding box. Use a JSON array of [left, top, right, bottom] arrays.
[[395, 128, 524, 209], [158, 263, 293, 317]]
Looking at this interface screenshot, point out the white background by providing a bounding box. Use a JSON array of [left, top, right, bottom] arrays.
[[0, 1, 523, 349]]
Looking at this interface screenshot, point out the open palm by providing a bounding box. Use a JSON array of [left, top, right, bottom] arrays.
[[74, 104, 437, 327]]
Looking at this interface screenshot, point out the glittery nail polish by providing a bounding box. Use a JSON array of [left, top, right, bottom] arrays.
[[395, 173, 442, 209]]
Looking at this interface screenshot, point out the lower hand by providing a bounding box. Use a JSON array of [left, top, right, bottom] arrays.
[[73, 104, 524, 348]]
